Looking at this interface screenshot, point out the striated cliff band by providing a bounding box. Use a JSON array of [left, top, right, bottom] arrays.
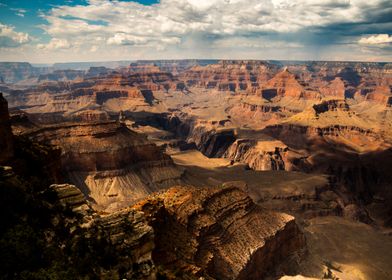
[[21, 120, 184, 211]]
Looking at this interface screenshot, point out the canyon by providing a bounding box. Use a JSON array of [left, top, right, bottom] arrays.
[[1, 59, 392, 279]]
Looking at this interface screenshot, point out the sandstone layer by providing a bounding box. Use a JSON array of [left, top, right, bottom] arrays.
[[134, 185, 306, 280], [24, 121, 184, 210]]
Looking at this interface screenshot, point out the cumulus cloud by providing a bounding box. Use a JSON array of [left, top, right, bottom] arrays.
[[37, 38, 72, 50], [107, 33, 149, 45], [0, 23, 31, 48], [358, 34, 392, 45], [41, 0, 388, 48], [2, 0, 392, 62]]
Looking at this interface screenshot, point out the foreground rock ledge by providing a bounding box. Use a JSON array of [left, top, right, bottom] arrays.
[[49, 183, 305, 279], [134, 185, 306, 280]]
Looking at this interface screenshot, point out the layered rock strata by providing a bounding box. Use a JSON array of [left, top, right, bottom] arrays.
[[49, 183, 156, 279], [24, 121, 184, 210], [179, 60, 279, 93], [135, 185, 306, 280], [225, 139, 290, 171]]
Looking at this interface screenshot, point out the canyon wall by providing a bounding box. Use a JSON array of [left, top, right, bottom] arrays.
[[135, 185, 306, 279], [24, 121, 184, 210]]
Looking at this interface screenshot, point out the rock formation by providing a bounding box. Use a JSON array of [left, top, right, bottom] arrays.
[[23, 121, 184, 210], [49, 183, 156, 279], [134, 185, 306, 279], [225, 139, 289, 171], [37, 69, 85, 82], [0, 62, 50, 83], [179, 60, 279, 93]]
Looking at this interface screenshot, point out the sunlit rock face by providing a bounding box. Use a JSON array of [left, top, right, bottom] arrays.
[[24, 121, 184, 211], [179, 60, 279, 93], [134, 185, 305, 280]]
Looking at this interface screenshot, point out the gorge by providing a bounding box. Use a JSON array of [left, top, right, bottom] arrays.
[[1, 59, 392, 279]]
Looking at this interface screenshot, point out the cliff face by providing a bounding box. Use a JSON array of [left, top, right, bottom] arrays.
[[26, 121, 170, 171], [6, 70, 187, 122], [2, 163, 307, 280], [365, 85, 392, 106], [0, 101, 155, 279], [177, 60, 391, 105], [37, 70, 85, 82], [264, 69, 307, 99], [0, 62, 50, 83], [189, 126, 236, 158], [319, 77, 346, 99], [135, 185, 305, 280], [227, 102, 300, 128], [225, 139, 290, 171], [25, 121, 184, 210], [263, 123, 385, 151], [49, 183, 156, 279], [312, 99, 349, 115], [179, 60, 279, 93], [0, 93, 14, 164]]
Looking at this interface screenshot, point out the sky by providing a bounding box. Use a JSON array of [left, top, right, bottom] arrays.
[[0, 0, 391, 63]]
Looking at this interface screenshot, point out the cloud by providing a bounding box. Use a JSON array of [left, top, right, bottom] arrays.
[[0, 23, 31, 48], [1, 0, 392, 62], [107, 33, 148, 45], [358, 34, 392, 45], [39, 0, 390, 47], [10, 8, 27, 17], [37, 38, 72, 50]]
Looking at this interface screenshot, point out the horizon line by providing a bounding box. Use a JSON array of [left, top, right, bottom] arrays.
[[1, 58, 391, 65]]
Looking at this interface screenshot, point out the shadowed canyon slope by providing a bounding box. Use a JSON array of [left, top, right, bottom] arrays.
[[2, 59, 392, 279]]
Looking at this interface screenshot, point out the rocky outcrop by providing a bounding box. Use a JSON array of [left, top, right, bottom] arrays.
[[225, 139, 289, 171], [26, 121, 171, 171], [37, 70, 85, 82], [319, 77, 346, 99], [24, 121, 184, 210], [227, 102, 300, 128], [312, 99, 349, 115], [135, 185, 306, 280], [179, 60, 279, 93], [188, 125, 236, 158], [263, 123, 384, 151], [117, 72, 186, 92], [0, 93, 13, 164], [70, 109, 110, 122], [6, 70, 188, 121], [85, 66, 112, 78], [264, 69, 305, 99], [49, 184, 91, 214], [48, 183, 156, 279], [365, 85, 392, 106], [0, 62, 50, 83]]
